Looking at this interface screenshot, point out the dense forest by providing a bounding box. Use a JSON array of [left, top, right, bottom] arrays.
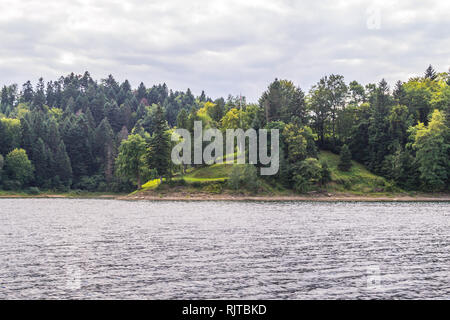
[[0, 66, 449, 194]]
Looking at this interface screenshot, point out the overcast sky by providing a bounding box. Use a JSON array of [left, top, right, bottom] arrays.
[[0, 0, 449, 102]]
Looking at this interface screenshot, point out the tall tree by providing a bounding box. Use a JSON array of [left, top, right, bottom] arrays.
[[146, 104, 171, 181], [424, 64, 437, 80], [413, 109, 449, 191], [115, 134, 147, 189]]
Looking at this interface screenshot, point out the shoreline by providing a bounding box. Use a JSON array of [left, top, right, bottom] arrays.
[[119, 194, 450, 202], [1, 193, 449, 202]]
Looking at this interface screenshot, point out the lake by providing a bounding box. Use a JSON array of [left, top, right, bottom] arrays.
[[0, 199, 449, 299]]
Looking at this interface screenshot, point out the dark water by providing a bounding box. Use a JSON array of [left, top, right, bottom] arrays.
[[0, 199, 449, 299]]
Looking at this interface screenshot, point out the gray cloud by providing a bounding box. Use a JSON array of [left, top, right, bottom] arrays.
[[0, 0, 449, 101]]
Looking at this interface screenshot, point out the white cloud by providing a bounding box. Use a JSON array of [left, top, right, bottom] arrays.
[[0, 0, 448, 101]]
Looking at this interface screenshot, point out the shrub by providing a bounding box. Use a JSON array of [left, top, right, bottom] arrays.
[[338, 144, 352, 171], [202, 183, 222, 194], [320, 161, 332, 185], [227, 165, 241, 190], [25, 187, 40, 195]]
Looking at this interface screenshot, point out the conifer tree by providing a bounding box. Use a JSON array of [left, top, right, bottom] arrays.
[[338, 144, 352, 171], [146, 104, 171, 181]]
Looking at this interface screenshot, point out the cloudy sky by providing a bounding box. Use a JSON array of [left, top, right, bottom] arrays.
[[0, 0, 449, 101]]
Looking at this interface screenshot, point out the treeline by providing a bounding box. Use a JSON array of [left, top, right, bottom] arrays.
[[0, 66, 449, 193]]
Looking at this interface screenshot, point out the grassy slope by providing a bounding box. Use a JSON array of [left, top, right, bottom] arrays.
[[318, 150, 395, 194], [139, 150, 398, 195]]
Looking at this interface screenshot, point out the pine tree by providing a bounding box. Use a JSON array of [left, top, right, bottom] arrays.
[[95, 118, 115, 182], [137, 82, 147, 103], [176, 108, 189, 129], [424, 65, 437, 80], [21, 80, 34, 104], [53, 140, 72, 189], [338, 144, 352, 171], [368, 79, 392, 173], [146, 104, 171, 181], [320, 161, 332, 185]]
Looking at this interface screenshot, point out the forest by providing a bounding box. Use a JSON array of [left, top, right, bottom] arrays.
[[0, 65, 449, 195]]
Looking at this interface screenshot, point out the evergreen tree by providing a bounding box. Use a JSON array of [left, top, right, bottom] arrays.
[[95, 118, 116, 182], [176, 108, 189, 129], [53, 140, 72, 189], [368, 79, 392, 173], [146, 104, 171, 181], [21, 80, 34, 103], [338, 144, 352, 171], [424, 65, 437, 80]]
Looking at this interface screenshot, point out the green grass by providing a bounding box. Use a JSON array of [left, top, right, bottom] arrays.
[[183, 163, 233, 181], [318, 150, 397, 194], [137, 150, 400, 196]]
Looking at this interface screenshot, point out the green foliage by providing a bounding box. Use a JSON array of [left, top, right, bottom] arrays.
[[0, 68, 448, 195], [0, 154, 3, 183], [115, 134, 147, 189], [413, 110, 449, 191], [227, 165, 241, 190], [338, 144, 352, 171], [0, 118, 21, 155], [320, 161, 332, 185], [4, 148, 34, 188], [146, 104, 171, 179], [226, 164, 259, 193]]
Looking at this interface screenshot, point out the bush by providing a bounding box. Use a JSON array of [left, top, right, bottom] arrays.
[[320, 161, 332, 185], [202, 183, 223, 194], [338, 144, 352, 171], [242, 165, 259, 193], [291, 158, 322, 193], [293, 174, 310, 193], [25, 187, 40, 195], [2, 179, 21, 190], [227, 165, 241, 190], [73, 175, 105, 192]]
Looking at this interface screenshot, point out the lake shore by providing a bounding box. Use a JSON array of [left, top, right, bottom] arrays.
[[118, 193, 450, 202], [1, 192, 449, 201]]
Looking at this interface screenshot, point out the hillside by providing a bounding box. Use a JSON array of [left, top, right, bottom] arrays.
[[134, 150, 402, 198]]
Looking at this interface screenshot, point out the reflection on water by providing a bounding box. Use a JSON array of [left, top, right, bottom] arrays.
[[0, 199, 449, 299]]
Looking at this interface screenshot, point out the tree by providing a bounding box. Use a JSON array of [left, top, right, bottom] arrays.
[[95, 118, 116, 182], [412, 109, 449, 191], [176, 108, 189, 129], [115, 134, 147, 189], [338, 144, 352, 171], [308, 75, 347, 149], [320, 161, 332, 186], [5, 148, 34, 187], [0, 154, 4, 184], [0, 118, 21, 155], [21, 81, 33, 103], [424, 65, 437, 80], [53, 141, 72, 189], [292, 158, 322, 193], [367, 79, 392, 173], [146, 104, 171, 181], [259, 79, 307, 124]]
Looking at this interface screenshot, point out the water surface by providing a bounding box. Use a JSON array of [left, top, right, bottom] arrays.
[[0, 199, 449, 299]]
